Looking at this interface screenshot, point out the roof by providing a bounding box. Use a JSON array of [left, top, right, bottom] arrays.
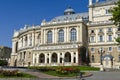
[[92, 0, 118, 7], [50, 12, 89, 22]]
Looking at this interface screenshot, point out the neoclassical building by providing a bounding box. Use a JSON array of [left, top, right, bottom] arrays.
[[10, 0, 120, 69]]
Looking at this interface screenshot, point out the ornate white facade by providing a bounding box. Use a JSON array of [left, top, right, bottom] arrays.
[[10, 0, 120, 68]]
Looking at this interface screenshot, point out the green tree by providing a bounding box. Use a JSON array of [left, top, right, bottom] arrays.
[[110, 0, 120, 43]]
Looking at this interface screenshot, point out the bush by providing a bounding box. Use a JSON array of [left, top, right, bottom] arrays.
[[0, 60, 8, 66], [56, 67, 80, 74]]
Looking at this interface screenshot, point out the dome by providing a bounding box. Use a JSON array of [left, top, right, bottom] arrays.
[[64, 6, 75, 15]]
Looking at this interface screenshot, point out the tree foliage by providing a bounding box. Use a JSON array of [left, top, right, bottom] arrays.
[[110, 0, 120, 28], [110, 0, 120, 43]]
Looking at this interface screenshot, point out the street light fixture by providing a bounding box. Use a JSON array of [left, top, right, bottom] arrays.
[[98, 47, 105, 71], [98, 48, 104, 65]]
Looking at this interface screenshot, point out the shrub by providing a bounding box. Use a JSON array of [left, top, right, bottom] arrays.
[[0, 60, 8, 66], [56, 67, 80, 74]]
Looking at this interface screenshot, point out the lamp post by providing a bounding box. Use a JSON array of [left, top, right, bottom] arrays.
[[98, 47, 105, 71]]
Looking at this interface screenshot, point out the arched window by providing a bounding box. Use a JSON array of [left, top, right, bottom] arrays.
[[65, 52, 71, 62], [29, 34, 32, 46], [25, 36, 27, 46], [51, 53, 57, 63], [70, 28, 77, 41], [47, 31, 52, 43], [37, 34, 41, 44], [39, 54, 45, 63], [58, 29, 64, 42]]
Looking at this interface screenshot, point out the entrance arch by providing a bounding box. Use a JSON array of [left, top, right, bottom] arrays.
[[39, 53, 45, 63], [102, 54, 113, 68], [51, 53, 57, 63], [64, 52, 71, 62]]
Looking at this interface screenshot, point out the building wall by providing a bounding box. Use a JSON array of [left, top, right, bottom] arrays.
[[10, 0, 120, 68]]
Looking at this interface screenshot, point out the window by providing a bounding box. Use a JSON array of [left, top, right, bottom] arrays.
[[118, 34, 120, 37], [108, 47, 112, 52], [99, 28, 103, 32], [91, 48, 95, 53], [108, 27, 112, 32], [37, 34, 41, 44], [70, 28, 77, 41], [91, 55, 94, 62], [58, 29, 64, 42], [118, 46, 120, 51], [25, 36, 27, 46], [99, 35, 103, 42], [29, 34, 32, 46], [106, 9, 109, 14], [108, 35, 112, 41], [119, 55, 120, 62], [47, 30, 52, 43], [91, 30, 94, 33], [91, 36, 94, 42]]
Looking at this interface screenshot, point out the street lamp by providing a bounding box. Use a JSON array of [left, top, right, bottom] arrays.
[[98, 47, 105, 71]]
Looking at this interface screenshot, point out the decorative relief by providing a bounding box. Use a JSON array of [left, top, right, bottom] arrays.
[[34, 44, 78, 50]]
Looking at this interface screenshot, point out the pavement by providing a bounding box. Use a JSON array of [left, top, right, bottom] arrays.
[[84, 71, 120, 80], [2, 67, 120, 80]]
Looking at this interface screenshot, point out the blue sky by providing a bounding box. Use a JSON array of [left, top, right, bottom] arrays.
[[0, 0, 90, 48]]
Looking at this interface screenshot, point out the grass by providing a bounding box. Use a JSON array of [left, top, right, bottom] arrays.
[[43, 71, 83, 77], [29, 66, 100, 71], [28, 66, 99, 77], [0, 72, 37, 78]]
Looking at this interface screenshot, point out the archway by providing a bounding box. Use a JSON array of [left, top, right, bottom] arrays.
[[64, 52, 71, 62], [51, 53, 57, 63], [39, 53, 45, 63]]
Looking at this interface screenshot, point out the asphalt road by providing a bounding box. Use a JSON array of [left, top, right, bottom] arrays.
[[84, 71, 120, 80]]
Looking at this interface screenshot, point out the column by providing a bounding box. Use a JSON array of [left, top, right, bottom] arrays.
[[96, 29, 98, 43], [76, 51, 78, 63], [33, 54, 35, 64], [23, 36, 25, 47], [52, 28, 55, 43], [66, 27, 69, 42], [41, 29, 44, 44], [104, 28, 107, 42], [45, 53, 47, 64], [12, 41, 16, 54], [54, 28, 57, 43], [71, 52, 74, 63], [49, 53, 51, 64], [77, 26, 79, 42], [36, 53, 39, 65], [44, 29, 46, 44], [62, 52, 64, 64], [27, 34, 30, 46], [57, 53, 60, 64], [80, 26, 82, 42], [32, 33, 34, 46], [64, 27, 67, 42]]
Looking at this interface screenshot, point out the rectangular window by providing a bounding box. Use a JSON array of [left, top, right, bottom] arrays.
[[108, 47, 112, 52], [108, 35, 112, 41], [91, 36, 94, 42], [99, 28, 103, 33], [99, 35, 103, 42], [108, 27, 112, 32], [118, 34, 120, 37], [91, 48, 95, 53], [118, 46, 120, 51]]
